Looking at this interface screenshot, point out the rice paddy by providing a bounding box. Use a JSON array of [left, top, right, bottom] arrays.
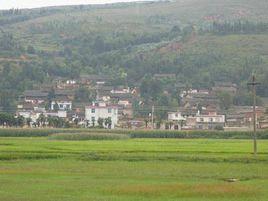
[[0, 134, 267, 201]]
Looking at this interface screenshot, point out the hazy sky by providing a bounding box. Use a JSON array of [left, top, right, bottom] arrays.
[[0, 0, 152, 10]]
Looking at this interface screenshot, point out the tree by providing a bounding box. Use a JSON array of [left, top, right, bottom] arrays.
[[37, 113, 46, 127], [0, 112, 15, 127], [26, 117, 32, 127], [97, 118, 104, 128], [74, 118, 79, 126], [47, 88, 55, 110], [92, 118, 96, 127], [144, 119, 149, 128], [75, 87, 95, 102], [53, 102, 59, 112], [16, 115, 25, 127], [47, 116, 66, 128], [104, 117, 112, 129], [217, 92, 233, 110], [27, 45, 35, 54]]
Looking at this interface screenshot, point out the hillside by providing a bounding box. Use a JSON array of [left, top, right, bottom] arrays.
[[0, 0, 268, 111]]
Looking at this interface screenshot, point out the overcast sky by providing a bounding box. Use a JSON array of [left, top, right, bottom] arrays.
[[0, 0, 152, 10]]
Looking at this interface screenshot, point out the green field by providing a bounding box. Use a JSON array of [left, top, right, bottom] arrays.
[[0, 136, 267, 201]]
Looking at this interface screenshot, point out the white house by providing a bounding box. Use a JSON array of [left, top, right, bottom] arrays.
[[51, 100, 72, 111], [85, 101, 118, 129], [46, 111, 67, 118], [167, 112, 186, 130], [195, 111, 225, 130], [168, 112, 186, 122], [18, 111, 41, 123]]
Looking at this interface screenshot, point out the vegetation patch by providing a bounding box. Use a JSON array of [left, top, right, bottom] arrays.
[[108, 183, 257, 198], [80, 151, 268, 163], [0, 153, 63, 161], [49, 132, 129, 141], [129, 130, 268, 139], [1, 128, 268, 140]]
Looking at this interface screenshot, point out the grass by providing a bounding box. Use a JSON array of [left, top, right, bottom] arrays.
[[0, 136, 267, 201]]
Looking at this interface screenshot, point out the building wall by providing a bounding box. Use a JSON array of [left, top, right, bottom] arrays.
[[51, 101, 72, 111], [196, 114, 225, 130], [85, 106, 118, 129], [168, 112, 185, 121]]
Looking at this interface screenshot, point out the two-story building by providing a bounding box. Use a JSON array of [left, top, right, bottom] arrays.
[[195, 111, 225, 130], [167, 112, 186, 130], [85, 101, 118, 129]]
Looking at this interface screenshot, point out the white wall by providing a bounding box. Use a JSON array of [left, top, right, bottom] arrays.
[[51, 101, 72, 111], [85, 106, 118, 129]]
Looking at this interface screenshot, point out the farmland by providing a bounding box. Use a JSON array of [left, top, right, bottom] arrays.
[[0, 131, 267, 201]]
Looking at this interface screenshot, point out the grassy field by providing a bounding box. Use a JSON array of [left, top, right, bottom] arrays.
[[0, 136, 267, 201]]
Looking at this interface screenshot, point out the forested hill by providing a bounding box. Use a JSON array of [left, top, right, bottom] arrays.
[[1, 0, 268, 111]]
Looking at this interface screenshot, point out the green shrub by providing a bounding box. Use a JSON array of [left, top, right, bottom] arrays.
[[0, 128, 62, 137], [49, 132, 129, 141], [0, 128, 267, 140], [0, 128, 130, 137], [129, 130, 268, 139]]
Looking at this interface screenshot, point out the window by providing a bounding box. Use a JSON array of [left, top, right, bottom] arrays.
[[91, 108, 95, 113], [59, 104, 63, 108], [210, 118, 213, 122], [200, 118, 204, 122], [108, 108, 112, 113]]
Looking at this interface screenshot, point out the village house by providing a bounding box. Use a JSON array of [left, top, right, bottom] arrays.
[[225, 114, 245, 127], [180, 89, 210, 98], [80, 74, 110, 85], [167, 112, 186, 130], [53, 77, 79, 89], [181, 91, 220, 111], [22, 90, 48, 104], [226, 106, 265, 128], [54, 90, 75, 101], [195, 111, 225, 130], [51, 100, 72, 111], [259, 119, 268, 129], [126, 119, 145, 129], [85, 101, 118, 129], [17, 109, 67, 126], [184, 116, 197, 130], [45, 111, 67, 119], [118, 100, 133, 118]]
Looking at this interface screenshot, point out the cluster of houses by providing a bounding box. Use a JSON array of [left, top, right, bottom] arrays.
[[15, 74, 268, 130]]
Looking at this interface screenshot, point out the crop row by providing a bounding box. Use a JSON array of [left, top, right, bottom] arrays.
[[0, 128, 267, 139]]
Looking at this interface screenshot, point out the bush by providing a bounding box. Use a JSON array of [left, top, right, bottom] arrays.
[[49, 132, 129, 141], [129, 130, 268, 139], [0, 128, 61, 137], [0, 128, 267, 140], [0, 128, 130, 137]]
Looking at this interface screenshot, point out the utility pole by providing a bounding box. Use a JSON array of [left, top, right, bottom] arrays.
[[151, 105, 154, 129], [247, 75, 260, 156]]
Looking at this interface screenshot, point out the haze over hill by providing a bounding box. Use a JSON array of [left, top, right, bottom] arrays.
[[0, 0, 156, 10], [0, 0, 268, 111]]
